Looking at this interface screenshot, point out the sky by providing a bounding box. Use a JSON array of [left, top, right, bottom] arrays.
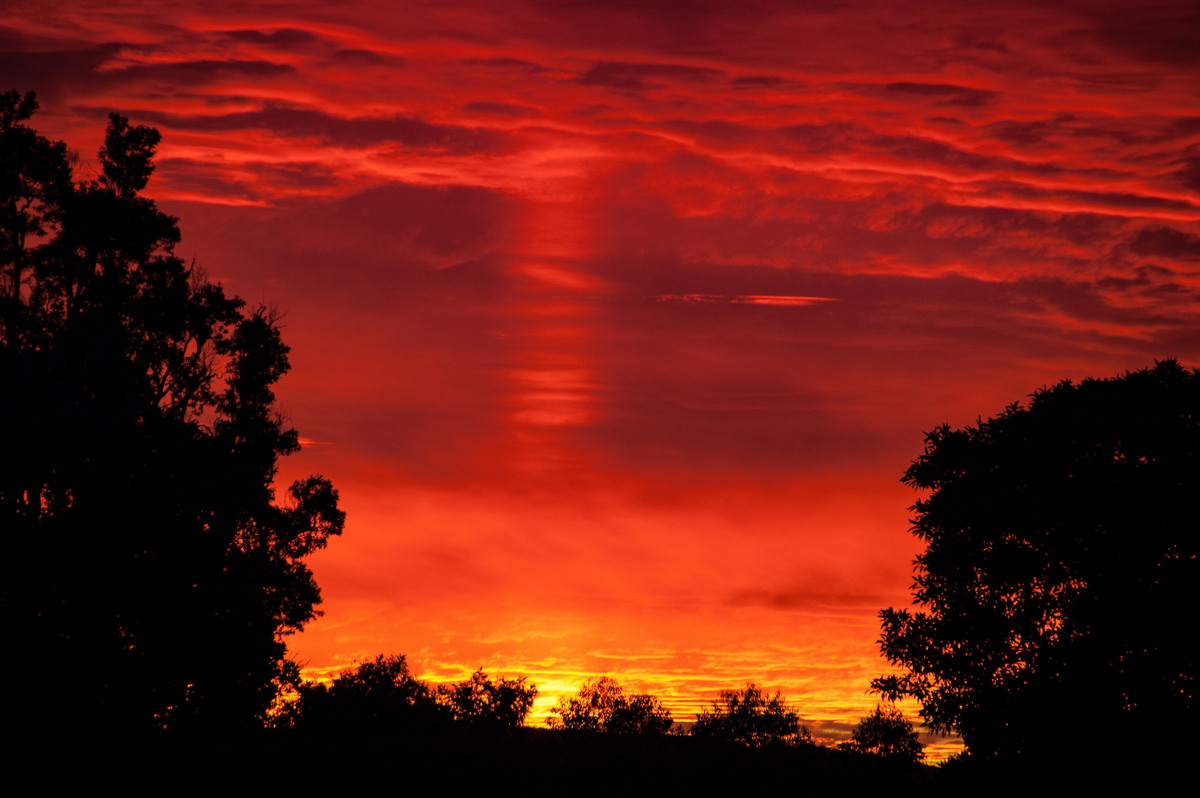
[[5, 0, 1199, 755]]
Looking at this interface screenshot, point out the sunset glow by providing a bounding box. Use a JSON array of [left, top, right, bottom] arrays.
[[7, 0, 1198, 756]]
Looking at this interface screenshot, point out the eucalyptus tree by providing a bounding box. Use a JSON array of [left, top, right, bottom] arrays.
[[875, 361, 1199, 762], [0, 91, 343, 734]]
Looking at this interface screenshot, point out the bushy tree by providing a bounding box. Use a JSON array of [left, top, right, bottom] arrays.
[[842, 703, 924, 762], [547, 676, 673, 735], [0, 91, 343, 733], [290, 655, 444, 734], [690, 684, 810, 748], [437, 669, 538, 730], [874, 361, 1199, 762]]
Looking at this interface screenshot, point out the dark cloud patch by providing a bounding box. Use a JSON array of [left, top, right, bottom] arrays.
[[155, 159, 343, 202], [952, 31, 1012, 55], [1067, 71, 1162, 93], [155, 158, 258, 201], [984, 179, 1200, 214], [577, 61, 726, 91], [728, 587, 885, 611], [660, 118, 857, 154], [731, 75, 789, 86], [104, 58, 296, 85], [1139, 281, 1187, 296], [135, 105, 507, 153], [861, 131, 1144, 185], [1031, 114, 1194, 148], [1090, 12, 1200, 67], [777, 121, 858, 153], [659, 118, 757, 142], [244, 160, 340, 190], [872, 134, 1001, 170], [1093, 263, 1186, 296], [867, 133, 1070, 177], [268, 183, 516, 271], [569, 104, 617, 118], [331, 48, 404, 67], [883, 81, 998, 107], [1013, 274, 1197, 336], [0, 37, 124, 102], [659, 116, 1135, 184], [1174, 154, 1200, 193], [975, 114, 1200, 156], [1095, 274, 1148, 291], [463, 101, 541, 118], [221, 28, 323, 48], [986, 119, 1057, 148], [1129, 227, 1200, 260], [1164, 117, 1200, 139], [462, 56, 546, 72], [902, 200, 1126, 251]]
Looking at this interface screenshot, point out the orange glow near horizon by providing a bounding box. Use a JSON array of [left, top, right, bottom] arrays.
[[7, 0, 1199, 760]]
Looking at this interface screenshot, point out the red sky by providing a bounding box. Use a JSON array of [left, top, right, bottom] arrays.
[[7, 0, 1199, 755]]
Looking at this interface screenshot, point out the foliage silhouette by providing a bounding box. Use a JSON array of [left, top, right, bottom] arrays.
[[290, 654, 447, 734], [874, 360, 1199, 763], [547, 676, 673, 735], [437, 668, 538, 730], [841, 703, 924, 762], [0, 91, 343, 733], [690, 683, 810, 748]]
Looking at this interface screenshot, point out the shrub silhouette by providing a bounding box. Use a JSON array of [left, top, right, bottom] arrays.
[[842, 703, 924, 762], [291, 655, 445, 733], [690, 684, 810, 748], [547, 676, 673, 735], [437, 669, 538, 730]]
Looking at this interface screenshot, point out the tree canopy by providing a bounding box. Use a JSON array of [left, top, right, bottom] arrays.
[[289, 655, 445, 734], [690, 684, 810, 748], [874, 361, 1199, 762], [437, 669, 538, 730], [0, 90, 343, 733], [843, 703, 924, 762], [547, 676, 674, 735]]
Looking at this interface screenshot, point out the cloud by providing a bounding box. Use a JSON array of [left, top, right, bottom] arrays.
[[134, 104, 509, 152], [220, 28, 324, 48], [330, 48, 407, 67], [1088, 10, 1200, 67], [463, 101, 541, 118], [99, 58, 296, 83], [731, 75, 790, 87], [1173, 154, 1200, 192], [0, 35, 123, 102], [657, 294, 837, 306], [577, 61, 726, 91], [461, 56, 547, 72], [882, 81, 998, 107], [728, 587, 888, 612], [1128, 227, 1200, 260]]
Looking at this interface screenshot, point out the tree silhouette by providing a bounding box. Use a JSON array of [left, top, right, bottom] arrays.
[[874, 361, 1199, 763], [0, 91, 343, 734], [690, 684, 810, 748], [437, 669, 538, 730], [842, 703, 924, 762], [290, 654, 445, 734], [547, 676, 673, 735]]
